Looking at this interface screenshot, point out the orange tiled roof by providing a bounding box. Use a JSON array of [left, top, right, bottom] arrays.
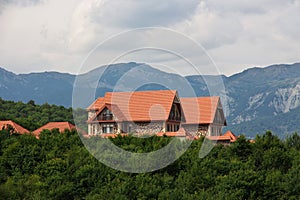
[[87, 97, 105, 111], [223, 130, 237, 142], [206, 135, 231, 141], [88, 90, 177, 122], [180, 97, 220, 124], [33, 122, 77, 136], [157, 128, 187, 137], [0, 120, 29, 134]]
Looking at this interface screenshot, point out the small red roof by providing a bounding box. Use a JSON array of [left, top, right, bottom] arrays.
[[206, 131, 237, 143], [180, 97, 220, 124], [88, 90, 177, 122], [33, 122, 77, 136], [223, 130, 237, 142], [0, 120, 29, 134]]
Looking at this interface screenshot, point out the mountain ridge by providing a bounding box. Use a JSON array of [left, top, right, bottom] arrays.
[[0, 62, 299, 137]]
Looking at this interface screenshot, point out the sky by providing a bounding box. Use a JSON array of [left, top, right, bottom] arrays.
[[0, 0, 299, 76]]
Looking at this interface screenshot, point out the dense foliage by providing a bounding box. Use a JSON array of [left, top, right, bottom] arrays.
[[0, 98, 85, 131], [0, 129, 299, 199]]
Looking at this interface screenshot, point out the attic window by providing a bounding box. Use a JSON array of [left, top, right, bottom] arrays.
[[98, 108, 113, 120]]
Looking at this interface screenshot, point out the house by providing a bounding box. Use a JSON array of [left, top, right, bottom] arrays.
[[87, 90, 184, 136], [180, 97, 227, 137], [87, 90, 227, 137], [33, 122, 77, 137], [0, 120, 29, 134]]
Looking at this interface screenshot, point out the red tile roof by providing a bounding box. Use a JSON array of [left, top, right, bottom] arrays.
[[88, 90, 177, 122], [180, 97, 220, 124], [33, 122, 77, 136], [0, 120, 29, 134], [223, 130, 237, 142], [87, 97, 105, 111], [206, 131, 237, 143]]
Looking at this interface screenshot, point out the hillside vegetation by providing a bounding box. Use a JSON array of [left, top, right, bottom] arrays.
[[0, 98, 85, 131], [0, 130, 299, 199]]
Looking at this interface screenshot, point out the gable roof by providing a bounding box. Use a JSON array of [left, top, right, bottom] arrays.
[[88, 90, 177, 122], [223, 130, 237, 142], [0, 120, 29, 134], [180, 97, 220, 124], [33, 122, 76, 136]]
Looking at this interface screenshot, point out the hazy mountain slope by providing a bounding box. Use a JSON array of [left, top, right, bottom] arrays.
[[0, 67, 75, 106], [0, 62, 300, 136]]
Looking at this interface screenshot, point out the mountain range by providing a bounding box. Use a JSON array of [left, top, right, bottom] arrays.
[[1, 62, 300, 138]]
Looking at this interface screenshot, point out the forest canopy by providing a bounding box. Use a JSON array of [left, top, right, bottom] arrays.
[[0, 129, 299, 199]]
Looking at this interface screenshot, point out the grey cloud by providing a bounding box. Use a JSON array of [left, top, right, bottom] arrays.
[[0, 0, 45, 13], [90, 0, 199, 28], [1, 0, 45, 6], [206, 0, 296, 14]]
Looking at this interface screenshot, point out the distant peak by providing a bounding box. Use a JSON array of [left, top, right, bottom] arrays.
[[0, 66, 16, 76]]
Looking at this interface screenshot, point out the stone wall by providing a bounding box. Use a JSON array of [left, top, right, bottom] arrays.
[[128, 121, 164, 136], [182, 124, 209, 137], [88, 111, 96, 120]]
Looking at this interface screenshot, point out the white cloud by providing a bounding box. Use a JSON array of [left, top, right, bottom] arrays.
[[0, 0, 299, 75]]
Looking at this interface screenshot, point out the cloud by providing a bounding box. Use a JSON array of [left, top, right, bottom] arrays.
[[173, 2, 244, 49], [1, 0, 45, 6], [204, 0, 296, 14], [0, 0, 299, 76], [0, 0, 45, 13], [89, 0, 199, 28]]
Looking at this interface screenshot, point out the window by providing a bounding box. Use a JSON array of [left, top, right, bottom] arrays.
[[103, 109, 113, 120], [98, 108, 113, 120], [169, 103, 181, 121], [102, 124, 114, 133], [128, 125, 132, 133], [167, 123, 180, 132], [167, 124, 171, 132], [92, 125, 95, 134]]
